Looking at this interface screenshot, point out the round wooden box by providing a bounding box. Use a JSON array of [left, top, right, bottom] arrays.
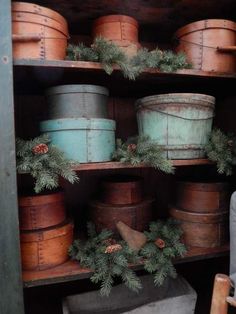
[[170, 207, 228, 248], [176, 181, 230, 213], [101, 175, 143, 205], [174, 19, 236, 73], [89, 198, 153, 235], [19, 191, 66, 230], [20, 220, 73, 271], [92, 15, 140, 56], [12, 1, 68, 60]]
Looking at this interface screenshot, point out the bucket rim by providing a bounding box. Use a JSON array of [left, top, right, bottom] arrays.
[[40, 118, 116, 131], [175, 19, 236, 38], [135, 93, 215, 108], [46, 85, 109, 97]]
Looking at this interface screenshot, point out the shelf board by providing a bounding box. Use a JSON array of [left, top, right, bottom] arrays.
[[22, 244, 229, 288], [71, 159, 212, 171], [14, 59, 236, 79], [13, 59, 236, 96]]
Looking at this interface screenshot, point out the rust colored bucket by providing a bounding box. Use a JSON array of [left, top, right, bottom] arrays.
[[89, 198, 153, 235], [92, 15, 140, 56], [101, 175, 143, 205], [19, 192, 66, 230], [12, 2, 69, 60], [176, 181, 230, 213], [174, 19, 236, 73], [170, 207, 229, 248], [20, 220, 73, 271]]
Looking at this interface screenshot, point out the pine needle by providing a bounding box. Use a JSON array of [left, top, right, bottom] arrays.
[[16, 134, 79, 193], [67, 37, 191, 80]]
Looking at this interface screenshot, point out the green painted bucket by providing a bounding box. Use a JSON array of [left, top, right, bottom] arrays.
[[46, 85, 109, 119], [40, 118, 116, 163], [136, 93, 215, 159]]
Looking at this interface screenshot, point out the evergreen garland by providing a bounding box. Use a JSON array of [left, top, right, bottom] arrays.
[[205, 128, 236, 176], [67, 37, 191, 80], [69, 220, 186, 296], [16, 134, 79, 193], [69, 223, 142, 296], [140, 219, 187, 286], [112, 136, 174, 174]]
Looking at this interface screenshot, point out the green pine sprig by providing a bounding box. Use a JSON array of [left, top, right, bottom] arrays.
[[69, 222, 141, 297], [140, 219, 187, 286], [69, 220, 186, 296], [112, 136, 174, 174], [205, 128, 236, 176], [16, 134, 79, 193], [67, 37, 191, 80]]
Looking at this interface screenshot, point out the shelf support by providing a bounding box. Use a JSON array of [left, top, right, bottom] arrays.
[[0, 1, 25, 313]]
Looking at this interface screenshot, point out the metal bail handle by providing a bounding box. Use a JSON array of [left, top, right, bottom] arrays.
[[12, 34, 42, 42], [137, 105, 214, 121]]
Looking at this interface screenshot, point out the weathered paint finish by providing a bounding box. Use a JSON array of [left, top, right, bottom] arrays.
[[46, 84, 109, 119], [136, 93, 215, 159], [0, 1, 25, 313], [40, 118, 116, 163]]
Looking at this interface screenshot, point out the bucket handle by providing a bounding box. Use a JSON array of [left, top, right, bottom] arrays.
[[12, 34, 42, 42], [137, 106, 214, 121], [217, 46, 236, 54]]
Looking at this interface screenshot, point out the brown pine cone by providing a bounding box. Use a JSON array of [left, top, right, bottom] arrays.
[[105, 244, 122, 254], [155, 238, 166, 249], [32, 143, 49, 154]]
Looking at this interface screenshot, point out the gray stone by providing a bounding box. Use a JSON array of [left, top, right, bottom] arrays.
[[62, 275, 197, 314]]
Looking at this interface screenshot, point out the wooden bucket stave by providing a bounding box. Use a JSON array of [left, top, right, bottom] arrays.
[[136, 93, 215, 159]]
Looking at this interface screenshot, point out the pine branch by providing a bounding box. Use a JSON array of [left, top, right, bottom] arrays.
[[66, 37, 191, 80], [205, 128, 236, 176], [16, 134, 79, 193], [112, 136, 174, 174], [141, 219, 186, 286], [69, 223, 141, 296]]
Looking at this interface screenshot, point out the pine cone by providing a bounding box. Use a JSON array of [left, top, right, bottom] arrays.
[[103, 238, 117, 246], [127, 144, 137, 152], [155, 238, 165, 249], [105, 244, 122, 254], [32, 143, 49, 154], [228, 140, 234, 148]]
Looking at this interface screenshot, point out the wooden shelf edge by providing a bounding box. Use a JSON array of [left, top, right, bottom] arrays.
[[22, 244, 229, 288], [13, 59, 236, 79], [71, 159, 212, 171]]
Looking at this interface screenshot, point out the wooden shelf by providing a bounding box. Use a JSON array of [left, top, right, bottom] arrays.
[[71, 159, 212, 171], [13, 59, 236, 96], [14, 59, 236, 79], [22, 244, 229, 288]]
